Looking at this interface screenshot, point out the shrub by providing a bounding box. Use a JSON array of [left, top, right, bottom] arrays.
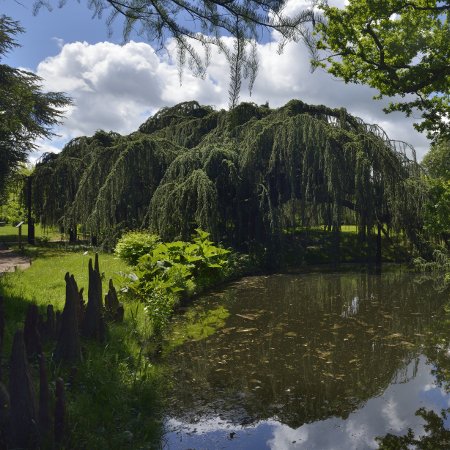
[[414, 249, 450, 292], [115, 232, 161, 266], [126, 229, 230, 337]]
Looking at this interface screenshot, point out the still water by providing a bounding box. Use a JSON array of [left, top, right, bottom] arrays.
[[163, 270, 450, 449]]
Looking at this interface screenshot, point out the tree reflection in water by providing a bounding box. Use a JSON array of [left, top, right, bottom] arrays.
[[377, 303, 450, 449], [164, 270, 448, 441]]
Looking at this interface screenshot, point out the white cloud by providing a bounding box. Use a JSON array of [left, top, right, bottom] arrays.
[[267, 423, 309, 449], [36, 30, 431, 159], [30, 139, 63, 165], [52, 37, 65, 49], [381, 398, 406, 432]]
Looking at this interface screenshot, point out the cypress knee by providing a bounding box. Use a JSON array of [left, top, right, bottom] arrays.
[[54, 378, 66, 447], [94, 252, 100, 275], [9, 330, 39, 449], [0, 296, 5, 379], [116, 304, 125, 323], [105, 279, 124, 323], [0, 382, 10, 448], [39, 353, 53, 447], [54, 273, 82, 364], [24, 303, 43, 359], [78, 286, 86, 326], [82, 257, 105, 341], [55, 310, 61, 338], [46, 304, 56, 340], [0, 296, 5, 352]]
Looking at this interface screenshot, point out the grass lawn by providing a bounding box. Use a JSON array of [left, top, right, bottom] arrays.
[[0, 223, 62, 244], [1, 247, 129, 309], [0, 247, 164, 449]]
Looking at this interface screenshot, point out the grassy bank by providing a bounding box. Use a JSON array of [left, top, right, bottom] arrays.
[[0, 247, 164, 449]]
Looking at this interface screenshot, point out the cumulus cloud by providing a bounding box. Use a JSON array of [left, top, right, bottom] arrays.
[[36, 20, 430, 159], [29, 138, 64, 165]]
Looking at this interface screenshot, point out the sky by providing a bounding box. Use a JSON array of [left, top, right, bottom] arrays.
[[2, 0, 431, 161]]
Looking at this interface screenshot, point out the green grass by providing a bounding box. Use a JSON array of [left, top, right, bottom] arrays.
[[0, 223, 61, 244], [2, 247, 128, 309], [0, 247, 165, 449]]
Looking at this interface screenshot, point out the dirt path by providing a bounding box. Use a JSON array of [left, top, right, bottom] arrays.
[[0, 249, 31, 273]]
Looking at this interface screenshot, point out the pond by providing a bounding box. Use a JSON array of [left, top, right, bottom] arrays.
[[163, 270, 450, 449]]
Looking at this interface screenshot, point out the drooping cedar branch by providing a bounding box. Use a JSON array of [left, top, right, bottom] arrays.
[[32, 100, 424, 249]]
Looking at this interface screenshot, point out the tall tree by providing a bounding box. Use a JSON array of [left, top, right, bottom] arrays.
[[314, 0, 450, 141], [34, 0, 315, 106], [33, 100, 424, 255], [422, 138, 450, 181], [422, 138, 450, 246], [0, 15, 70, 201]]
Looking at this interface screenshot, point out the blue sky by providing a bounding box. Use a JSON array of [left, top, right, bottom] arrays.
[[2, 1, 126, 68], [1, 0, 431, 160]]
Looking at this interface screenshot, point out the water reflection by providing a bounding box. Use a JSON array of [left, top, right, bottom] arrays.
[[163, 270, 448, 449]]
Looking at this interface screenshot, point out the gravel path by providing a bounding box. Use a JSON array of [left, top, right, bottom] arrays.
[[0, 249, 31, 273]]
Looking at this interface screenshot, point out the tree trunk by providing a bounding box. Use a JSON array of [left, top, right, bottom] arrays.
[[26, 176, 35, 245], [376, 223, 382, 273]]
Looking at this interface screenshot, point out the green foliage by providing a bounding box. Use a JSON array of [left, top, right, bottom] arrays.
[[414, 138, 450, 288], [422, 139, 450, 181], [315, 1, 450, 140], [376, 408, 450, 449], [0, 16, 70, 200], [33, 132, 182, 241], [414, 249, 450, 292], [65, 325, 163, 449], [0, 165, 32, 223], [421, 139, 450, 245], [0, 188, 24, 224], [115, 231, 161, 266], [423, 179, 450, 241], [126, 229, 230, 336]]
